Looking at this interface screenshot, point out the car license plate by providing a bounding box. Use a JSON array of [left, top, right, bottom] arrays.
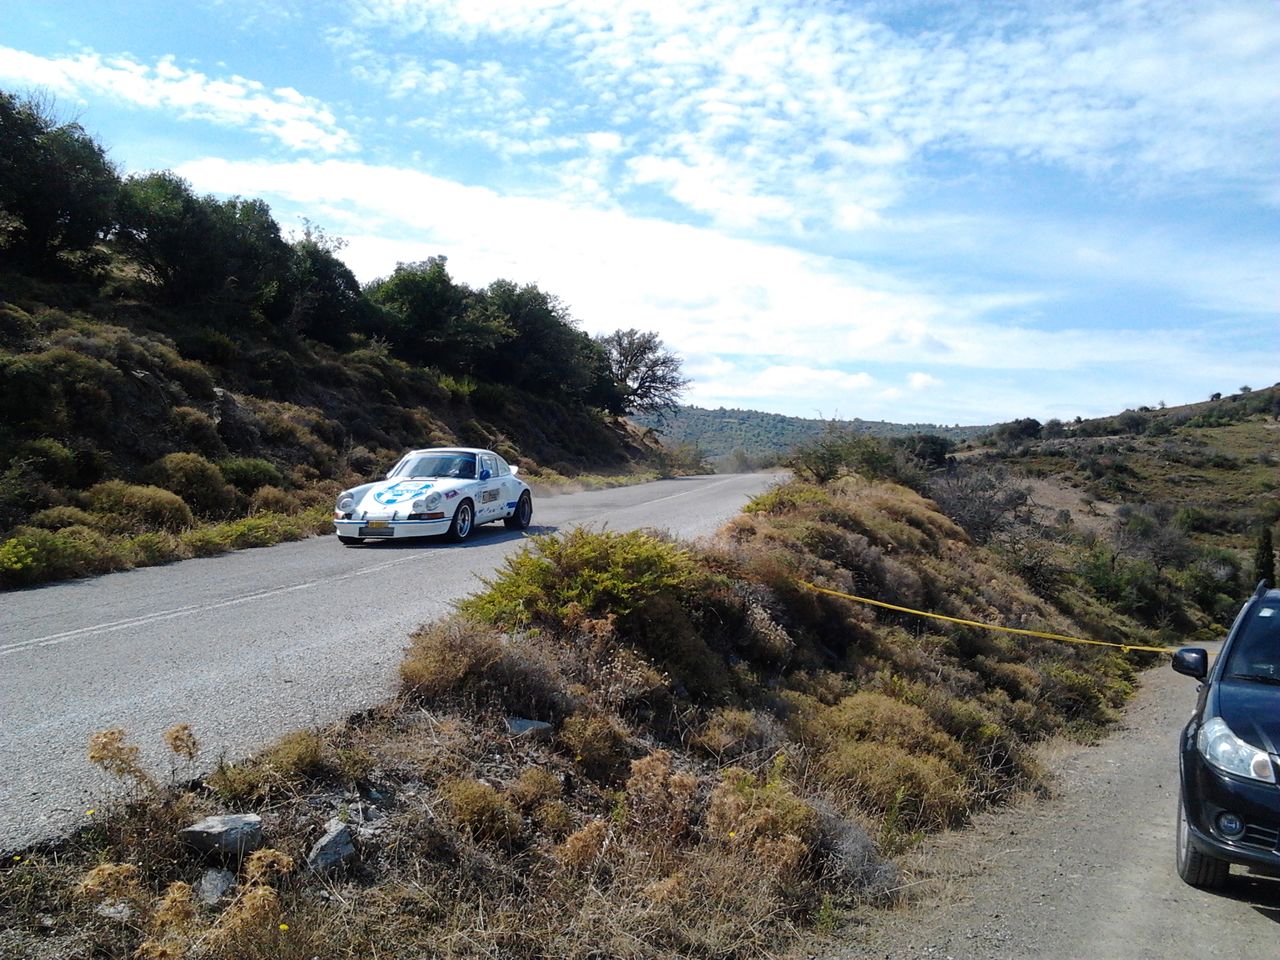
[[359, 525, 394, 537], [366, 520, 390, 528]]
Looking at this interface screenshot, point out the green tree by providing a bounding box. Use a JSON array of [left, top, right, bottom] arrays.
[[287, 224, 367, 346], [595, 328, 689, 417], [365, 257, 512, 372], [1255, 525, 1276, 587], [115, 172, 292, 319], [0, 90, 118, 265], [477, 279, 621, 407]]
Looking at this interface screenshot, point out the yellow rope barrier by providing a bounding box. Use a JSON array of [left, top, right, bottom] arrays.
[[795, 580, 1172, 656]]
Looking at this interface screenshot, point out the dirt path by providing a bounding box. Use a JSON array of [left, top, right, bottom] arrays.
[[822, 650, 1280, 960]]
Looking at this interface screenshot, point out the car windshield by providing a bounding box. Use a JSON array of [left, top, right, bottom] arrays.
[[396, 453, 476, 479], [1224, 601, 1280, 680]]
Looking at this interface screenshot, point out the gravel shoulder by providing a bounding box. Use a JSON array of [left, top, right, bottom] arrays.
[[822, 649, 1280, 960]]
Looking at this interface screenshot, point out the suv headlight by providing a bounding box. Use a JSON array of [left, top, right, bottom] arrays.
[[1197, 717, 1276, 782]]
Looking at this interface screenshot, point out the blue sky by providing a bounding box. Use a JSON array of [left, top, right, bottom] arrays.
[[3, 0, 1277, 425]]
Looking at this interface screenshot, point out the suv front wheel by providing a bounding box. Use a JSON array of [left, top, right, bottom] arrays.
[[1176, 795, 1229, 889]]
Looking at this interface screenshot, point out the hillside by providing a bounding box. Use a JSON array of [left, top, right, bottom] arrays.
[[969, 386, 1280, 619], [635, 405, 990, 467], [0, 91, 659, 589]]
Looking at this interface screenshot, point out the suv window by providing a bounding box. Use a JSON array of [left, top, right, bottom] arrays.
[[1224, 601, 1280, 677]]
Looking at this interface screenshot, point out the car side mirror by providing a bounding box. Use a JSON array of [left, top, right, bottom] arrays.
[[1172, 647, 1208, 680], [479, 468, 492, 481]]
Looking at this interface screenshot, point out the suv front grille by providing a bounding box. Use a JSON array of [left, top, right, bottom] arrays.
[[1240, 822, 1280, 851]]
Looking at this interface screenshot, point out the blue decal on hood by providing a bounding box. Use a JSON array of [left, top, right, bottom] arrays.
[[373, 481, 434, 505]]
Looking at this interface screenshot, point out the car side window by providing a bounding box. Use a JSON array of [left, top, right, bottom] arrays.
[[495, 456, 510, 477], [480, 455, 497, 477]]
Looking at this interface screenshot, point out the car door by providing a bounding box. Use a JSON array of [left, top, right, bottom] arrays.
[[475, 453, 502, 520]]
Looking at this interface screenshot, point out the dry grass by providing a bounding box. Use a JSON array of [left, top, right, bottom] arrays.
[[3, 478, 1171, 959]]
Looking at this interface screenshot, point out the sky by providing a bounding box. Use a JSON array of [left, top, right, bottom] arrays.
[[2, 0, 1277, 425]]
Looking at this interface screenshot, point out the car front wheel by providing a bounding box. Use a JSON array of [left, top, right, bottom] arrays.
[[1176, 795, 1229, 889], [447, 501, 474, 542]]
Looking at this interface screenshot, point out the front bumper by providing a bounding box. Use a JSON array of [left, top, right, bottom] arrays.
[[333, 517, 450, 540], [1182, 735, 1280, 874]]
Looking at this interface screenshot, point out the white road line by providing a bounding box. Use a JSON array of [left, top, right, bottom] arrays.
[[0, 551, 428, 657]]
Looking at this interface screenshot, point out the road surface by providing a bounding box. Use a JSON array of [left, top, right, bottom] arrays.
[[0, 473, 781, 850], [828, 643, 1280, 960]]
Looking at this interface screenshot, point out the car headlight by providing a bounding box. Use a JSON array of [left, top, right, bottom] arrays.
[[336, 494, 355, 513], [1197, 717, 1276, 783], [414, 492, 442, 511]]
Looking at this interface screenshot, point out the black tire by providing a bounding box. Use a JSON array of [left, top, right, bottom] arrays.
[[504, 492, 533, 530], [338, 536, 362, 546], [446, 500, 474, 542], [1176, 795, 1229, 889]]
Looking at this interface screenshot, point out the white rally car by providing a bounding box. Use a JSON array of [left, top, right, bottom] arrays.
[[333, 447, 532, 545]]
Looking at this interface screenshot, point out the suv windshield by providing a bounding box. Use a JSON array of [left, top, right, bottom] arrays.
[[1224, 601, 1280, 680], [396, 453, 476, 480]]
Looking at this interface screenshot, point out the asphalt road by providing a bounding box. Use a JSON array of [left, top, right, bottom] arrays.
[[0, 473, 782, 851], [829, 643, 1280, 960]]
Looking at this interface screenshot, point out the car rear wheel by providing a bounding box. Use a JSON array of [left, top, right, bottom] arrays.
[[504, 492, 533, 530], [1176, 795, 1229, 888], [338, 536, 362, 546], [447, 501, 474, 542]]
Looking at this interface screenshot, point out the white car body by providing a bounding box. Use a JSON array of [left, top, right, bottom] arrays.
[[333, 447, 532, 544]]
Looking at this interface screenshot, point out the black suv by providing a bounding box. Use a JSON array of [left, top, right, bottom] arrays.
[[1173, 580, 1280, 888]]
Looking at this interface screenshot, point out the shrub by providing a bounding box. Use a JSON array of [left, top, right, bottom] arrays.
[[248, 485, 300, 515], [170, 406, 226, 458], [822, 740, 967, 830], [122, 531, 182, 567], [706, 761, 819, 881], [560, 713, 631, 784], [462, 528, 703, 632], [219, 456, 284, 494], [555, 819, 609, 871], [624, 750, 698, 844], [261, 731, 327, 780], [440, 779, 521, 847], [400, 617, 567, 716], [0, 524, 130, 586], [143, 452, 236, 518], [509, 767, 562, 809], [692, 707, 783, 760], [30, 505, 98, 531], [85, 480, 193, 532], [16, 438, 77, 486]]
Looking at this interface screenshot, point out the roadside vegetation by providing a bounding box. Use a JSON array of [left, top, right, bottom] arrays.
[[0, 89, 691, 589], [3, 438, 1198, 957]]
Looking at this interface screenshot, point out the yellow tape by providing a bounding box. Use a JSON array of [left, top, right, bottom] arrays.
[[795, 580, 1172, 656]]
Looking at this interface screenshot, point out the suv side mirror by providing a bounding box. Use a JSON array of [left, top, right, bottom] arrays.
[[1172, 647, 1208, 680]]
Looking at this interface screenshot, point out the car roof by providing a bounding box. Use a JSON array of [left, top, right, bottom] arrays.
[[401, 447, 492, 456]]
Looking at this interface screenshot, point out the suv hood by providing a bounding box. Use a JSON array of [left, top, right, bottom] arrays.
[[1217, 678, 1280, 755]]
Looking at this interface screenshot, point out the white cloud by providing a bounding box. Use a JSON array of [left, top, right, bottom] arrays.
[[907, 372, 940, 390], [0, 46, 354, 153], [338, 0, 1280, 229]]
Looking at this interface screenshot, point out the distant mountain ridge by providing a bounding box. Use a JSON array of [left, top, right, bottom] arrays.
[[633, 405, 991, 460]]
